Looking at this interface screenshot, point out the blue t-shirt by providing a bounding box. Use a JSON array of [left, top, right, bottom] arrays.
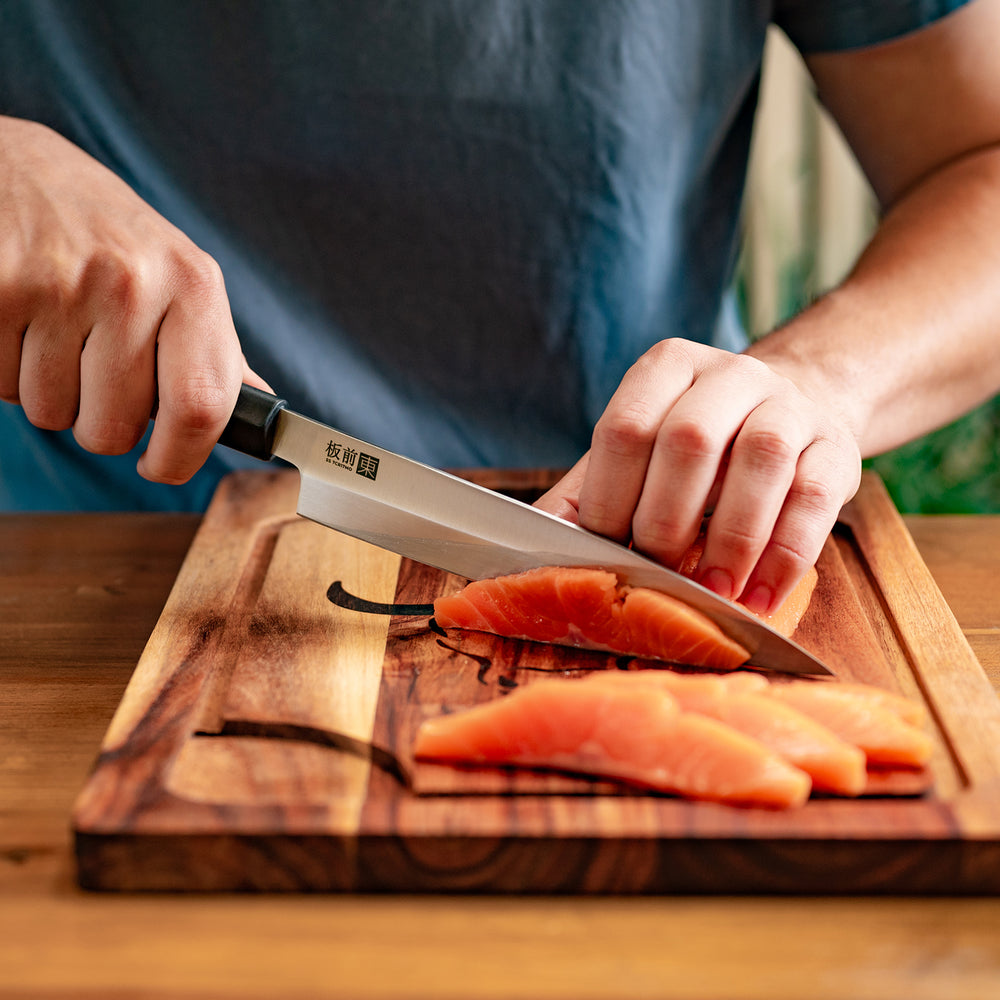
[[0, 1, 968, 510]]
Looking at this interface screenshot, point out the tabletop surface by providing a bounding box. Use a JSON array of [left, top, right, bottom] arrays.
[[2, 509, 999, 1000]]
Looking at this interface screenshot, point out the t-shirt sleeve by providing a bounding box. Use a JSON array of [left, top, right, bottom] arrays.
[[774, 0, 972, 54]]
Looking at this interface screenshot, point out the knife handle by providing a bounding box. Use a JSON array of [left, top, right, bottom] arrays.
[[218, 384, 288, 460]]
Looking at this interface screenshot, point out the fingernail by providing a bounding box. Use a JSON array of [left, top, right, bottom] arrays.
[[699, 567, 736, 601], [742, 583, 775, 616]]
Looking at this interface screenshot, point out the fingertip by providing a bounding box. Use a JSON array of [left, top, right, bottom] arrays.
[[136, 450, 193, 485], [741, 581, 777, 616], [696, 565, 738, 602], [136, 421, 208, 485]]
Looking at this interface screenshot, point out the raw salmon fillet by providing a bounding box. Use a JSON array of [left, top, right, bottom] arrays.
[[432, 528, 820, 669], [413, 674, 812, 808], [766, 680, 933, 768], [620, 669, 931, 773], [793, 680, 928, 728], [719, 671, 770, 695], [433, 566, 751, 670], [584, 671, 868, 796]]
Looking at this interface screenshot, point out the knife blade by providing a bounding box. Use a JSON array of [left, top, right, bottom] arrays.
[[219, 385, 831, 675]]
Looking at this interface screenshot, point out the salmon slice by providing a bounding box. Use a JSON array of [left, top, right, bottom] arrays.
[[585, 671, 867, 796], [433, 566, 750, 670], [767, 681, 933, 768], [432, 529, 820, 669], [720, 671, 770, 695], [795, 680, 929, 728], [413, 674, 811, 808]]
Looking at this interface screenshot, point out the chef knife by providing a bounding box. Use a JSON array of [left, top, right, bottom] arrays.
[[218, 384, 831, 675]]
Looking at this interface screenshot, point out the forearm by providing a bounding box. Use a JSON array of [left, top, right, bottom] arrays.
[[747, 144, 1000, 459]]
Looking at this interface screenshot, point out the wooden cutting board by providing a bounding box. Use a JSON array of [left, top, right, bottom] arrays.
[[73, 470, 1000, 893]]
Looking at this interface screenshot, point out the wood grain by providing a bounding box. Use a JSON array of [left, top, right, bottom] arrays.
[[69, 470, 1000, 894], [5, 496, 1000, 999]]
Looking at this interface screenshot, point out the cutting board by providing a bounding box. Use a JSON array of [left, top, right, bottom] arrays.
[[73, 470, 1000, 893]]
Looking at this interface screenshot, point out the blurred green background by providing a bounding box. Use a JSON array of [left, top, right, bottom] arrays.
[[739, 31, 999, 514]]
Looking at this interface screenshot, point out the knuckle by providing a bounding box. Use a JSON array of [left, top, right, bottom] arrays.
[[772, 543, 815, 579], [630, 510, 691, 560], [101, 259, 154, 321], [761, 532, 825, 594], [762, 524, 817, 569], [578, 505, 630, 542], [170, 246, 226, 303], [22, 397, 76, 432], [18, 359, 77, 431], [576, 488, 628, 539], [593, 401, 659, 457], [169, 372, 234, 434], [74, 417, 146, 456], [627, 338, 698, 385], [659, 416, 717, 465], [711, 522, 764, 562], [82, 249, 147, 311], [729, 352, 772, 380], [788, 473, 841, 519], [739, 426, 797, 472], [646, 337, 697, 369], [634, 530, 688, 563]]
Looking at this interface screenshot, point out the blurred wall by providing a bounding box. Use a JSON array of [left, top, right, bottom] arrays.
[[741, 28, 876, 338]]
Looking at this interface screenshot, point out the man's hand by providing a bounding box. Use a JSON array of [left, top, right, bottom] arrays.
[[0, 116, 269, 484], [540, 1, 1000, 615], [535, 339, 862, 616]]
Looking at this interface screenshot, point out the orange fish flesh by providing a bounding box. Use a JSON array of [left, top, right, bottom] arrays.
[[413, 673, 812, 809], [583, 671, 868, 796], [433, 566, 751, 670], [766, 680, 933, 768]]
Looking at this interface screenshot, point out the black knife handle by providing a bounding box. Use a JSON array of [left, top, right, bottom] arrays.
[[218, 384, 288, 460]]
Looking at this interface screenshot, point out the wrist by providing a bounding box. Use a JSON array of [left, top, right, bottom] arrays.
[[743, 293, 874, 455]]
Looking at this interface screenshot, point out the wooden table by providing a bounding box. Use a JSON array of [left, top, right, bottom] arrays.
[[2, 511, 999, 1000]]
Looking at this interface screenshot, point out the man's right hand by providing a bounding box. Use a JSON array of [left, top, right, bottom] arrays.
[[0, 116, 269, 484]]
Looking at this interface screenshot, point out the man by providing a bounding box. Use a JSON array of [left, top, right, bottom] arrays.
[[1, 1, 998, 618]]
